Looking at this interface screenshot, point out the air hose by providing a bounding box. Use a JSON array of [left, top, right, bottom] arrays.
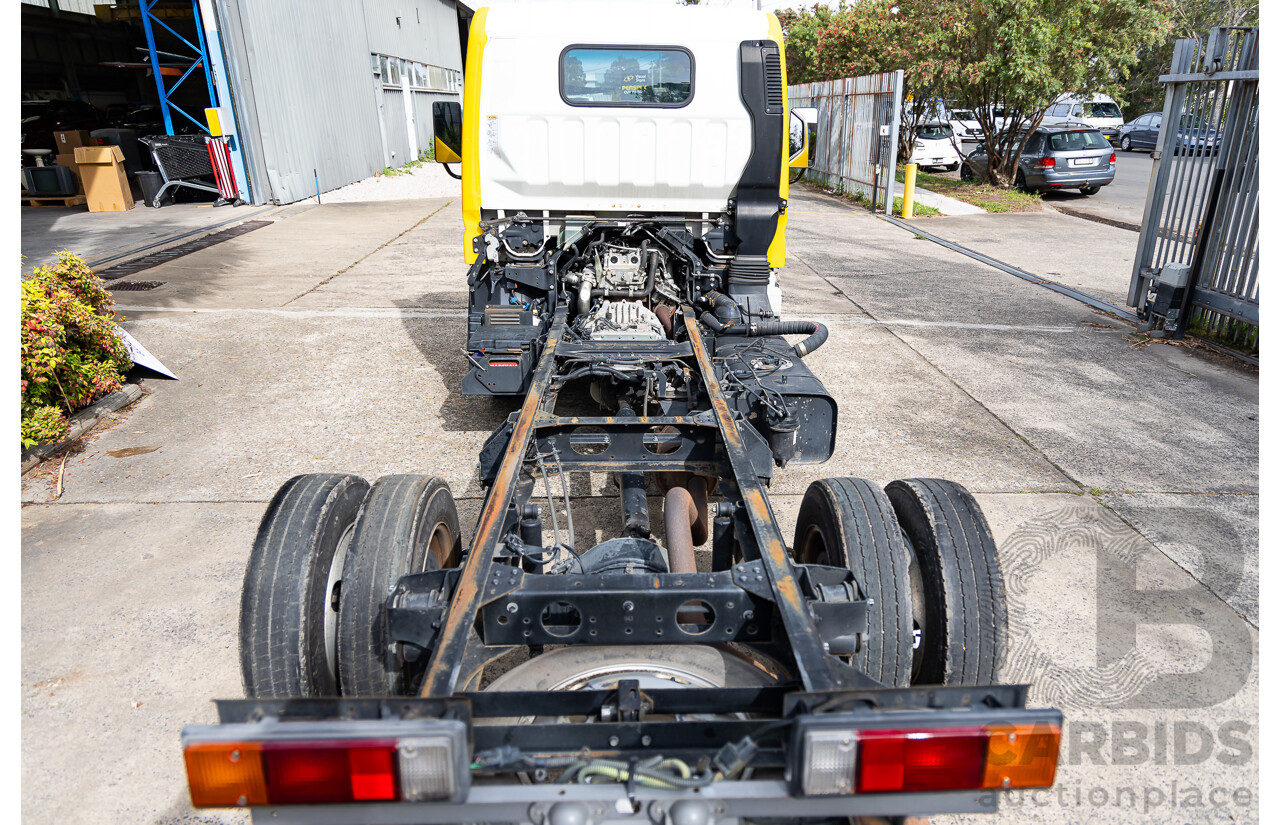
[[698, 312, 828, 358]]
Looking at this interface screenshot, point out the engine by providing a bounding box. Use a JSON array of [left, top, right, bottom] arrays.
[[577, 300, 667, 342]]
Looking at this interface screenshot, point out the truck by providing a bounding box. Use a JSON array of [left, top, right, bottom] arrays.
[[180, 4, 1063, 823]]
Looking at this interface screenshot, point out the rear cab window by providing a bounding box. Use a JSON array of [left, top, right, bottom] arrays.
[[560, 46, 693, 107], [1048, 130, 1111, 151], [917, 125, 953, 140]]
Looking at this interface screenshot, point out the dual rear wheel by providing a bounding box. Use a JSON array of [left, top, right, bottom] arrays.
[[794, 477, 1006, 688], [240, 473, 461, 698]]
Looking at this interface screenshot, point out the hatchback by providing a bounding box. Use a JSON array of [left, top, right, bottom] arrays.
[[960, 125, 1115, 195], [908, 122, 962, 171]]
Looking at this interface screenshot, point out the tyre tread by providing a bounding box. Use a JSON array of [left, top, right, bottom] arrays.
[[240, 473, 368, 698], [886, 478, 1005, 686]]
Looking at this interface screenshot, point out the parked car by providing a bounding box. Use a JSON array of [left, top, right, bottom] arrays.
[[1171, 116, 1221, 154], [1117, 112, 1221, 154], [908, 122, 962, 171], [1117, 112, 1161, 151], [21, 98, 108, 158], [1041, 93, 1125, 143], [960, 125, 1115, 195], [945, 107, 985, 145]]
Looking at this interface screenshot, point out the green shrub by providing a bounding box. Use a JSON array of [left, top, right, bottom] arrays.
[[21, 252, 132, 449]]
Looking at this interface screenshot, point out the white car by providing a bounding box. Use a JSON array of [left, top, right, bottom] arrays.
[[908, 123, 961, 171], [946, 107, 985, 145]]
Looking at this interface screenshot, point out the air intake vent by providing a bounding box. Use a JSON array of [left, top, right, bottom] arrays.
[[484, 306, 532, 326], [764, 50, 783, 113]]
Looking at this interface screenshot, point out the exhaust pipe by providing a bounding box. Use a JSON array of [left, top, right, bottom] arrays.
[[663, 475, 708, 574]]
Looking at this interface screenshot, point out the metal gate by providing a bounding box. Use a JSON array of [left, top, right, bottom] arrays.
[[1128, 27, 1259, 354], [789, 71, 904, 213]]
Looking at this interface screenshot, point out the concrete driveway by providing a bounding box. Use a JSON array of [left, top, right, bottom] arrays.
[[20, 187, 1257, 824]]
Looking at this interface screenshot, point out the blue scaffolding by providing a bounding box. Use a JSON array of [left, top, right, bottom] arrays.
[[138, 0, 217, 135]]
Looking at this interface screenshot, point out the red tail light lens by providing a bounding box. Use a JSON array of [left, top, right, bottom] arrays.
[[264, 741, 397, 804], [799, 721, 1062, 796], [1109, 152, 1116, 163], [857, 728, 987, 793], [1037, 156, 1055, 167]]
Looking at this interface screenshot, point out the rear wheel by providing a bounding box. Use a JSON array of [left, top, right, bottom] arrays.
[[1014, 169, 1029, 191], [240, 473, 370, 698], [794, 478, 913, 686], [885, 479, 1006, 686], [338, 475, 462, 696]]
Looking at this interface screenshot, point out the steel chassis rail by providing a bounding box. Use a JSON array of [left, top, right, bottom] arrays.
[[418, 304, 867, 698]]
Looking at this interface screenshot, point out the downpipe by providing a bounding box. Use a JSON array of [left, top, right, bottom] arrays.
[[661, 475, 708, 575]]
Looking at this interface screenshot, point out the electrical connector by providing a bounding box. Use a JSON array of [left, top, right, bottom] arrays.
[[712, 736, 759, 779]]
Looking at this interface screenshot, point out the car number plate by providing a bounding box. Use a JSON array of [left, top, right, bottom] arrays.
[[1069, 158, 1095, 167]]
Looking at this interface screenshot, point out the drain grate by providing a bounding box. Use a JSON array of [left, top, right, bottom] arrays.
[[109, 280, 166, 291], [97, 220, 273, 280]]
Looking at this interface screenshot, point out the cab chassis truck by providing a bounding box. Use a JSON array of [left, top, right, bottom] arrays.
[[181, 5, 1063, 822]]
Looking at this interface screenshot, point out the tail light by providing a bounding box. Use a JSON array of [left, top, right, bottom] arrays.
[[183, 721, 468, 807], [1109, 153, 1116, 163], [799, 721, 1061, 796], [1037, 157, 1055, 168]]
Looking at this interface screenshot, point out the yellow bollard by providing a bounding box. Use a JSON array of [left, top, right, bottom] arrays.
[[902, 163, 917, 219]]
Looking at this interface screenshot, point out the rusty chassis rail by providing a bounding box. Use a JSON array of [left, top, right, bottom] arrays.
[[417, 304, 869, 698]]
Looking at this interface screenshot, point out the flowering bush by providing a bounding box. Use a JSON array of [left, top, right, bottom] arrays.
[[21, 252, 132, 448]]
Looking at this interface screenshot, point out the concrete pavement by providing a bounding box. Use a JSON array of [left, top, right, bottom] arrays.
[[20, 201, 280, 274], [21, 187, 1257, 824]]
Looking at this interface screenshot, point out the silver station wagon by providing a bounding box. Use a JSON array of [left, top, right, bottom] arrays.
[[961, 124, 1116, 195]]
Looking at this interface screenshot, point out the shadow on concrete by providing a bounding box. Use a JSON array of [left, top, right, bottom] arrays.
[[395, 298, 521, 433]]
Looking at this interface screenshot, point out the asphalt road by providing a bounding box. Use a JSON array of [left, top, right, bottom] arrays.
[[940, 148, 1218, 229]]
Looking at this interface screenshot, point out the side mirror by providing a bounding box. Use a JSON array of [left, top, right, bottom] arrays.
[[789, 106, 818, 169], [432, 101, 462, 163]]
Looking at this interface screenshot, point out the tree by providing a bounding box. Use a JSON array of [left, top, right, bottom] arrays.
[[780, 0, 1170, 186], [780, 3, 951, 163], [1119, 0, 1258, 119], [886, 0, 1168, 184]]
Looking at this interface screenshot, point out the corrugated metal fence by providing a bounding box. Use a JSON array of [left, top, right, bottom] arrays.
[[1129, 27, 1259, 354], [788, 71, 903, 212]]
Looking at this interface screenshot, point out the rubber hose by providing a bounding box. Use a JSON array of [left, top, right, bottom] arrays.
[[750, 320, 829, 357], [699, 311, 728, 333]]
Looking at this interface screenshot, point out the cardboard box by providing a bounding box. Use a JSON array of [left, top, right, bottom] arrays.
[[54, 130, 93, 150], [55, 153, 85, 194], [73, 145, 134, 211]]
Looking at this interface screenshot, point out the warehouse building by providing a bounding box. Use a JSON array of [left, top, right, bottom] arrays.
[[21, 0, 471, 205]]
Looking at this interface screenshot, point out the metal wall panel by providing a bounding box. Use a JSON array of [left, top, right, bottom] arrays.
[[213, 0, 462, 204], [363, 0, 462, 71]]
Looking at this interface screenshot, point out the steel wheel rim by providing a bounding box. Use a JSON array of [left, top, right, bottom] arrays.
[[324, 521, 356, 686], [903, 531, 927, 683], [427, 520, 454, 569]]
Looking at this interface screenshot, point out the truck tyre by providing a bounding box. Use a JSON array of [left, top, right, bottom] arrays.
[[240, 473, 370, 698], [338, 475, 462, 696], [793, 478, 913, 687], [885, 478, 1006, 686]]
